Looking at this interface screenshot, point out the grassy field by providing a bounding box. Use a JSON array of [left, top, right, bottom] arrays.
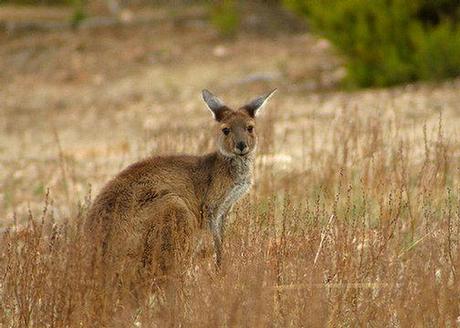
[[1, 5, 459, 327]]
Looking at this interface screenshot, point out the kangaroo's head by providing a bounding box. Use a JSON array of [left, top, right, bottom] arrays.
[[202, 89, 276, 158]]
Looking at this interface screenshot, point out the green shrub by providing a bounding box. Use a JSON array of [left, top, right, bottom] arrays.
[[209, 0, 240, 38], [69, 0, 87, 28], [284, 0, 460, 87]]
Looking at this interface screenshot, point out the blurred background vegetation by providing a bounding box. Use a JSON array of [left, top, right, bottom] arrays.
[[1, 0, 460, 87], [285, 0, 460, 87]]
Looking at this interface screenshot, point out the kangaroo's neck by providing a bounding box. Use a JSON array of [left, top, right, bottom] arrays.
[[216, 151, 254, 181], [197, 151, 254, 194]]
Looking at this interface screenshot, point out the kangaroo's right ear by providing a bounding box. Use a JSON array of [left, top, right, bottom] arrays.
[[202, 89, 229, 121]]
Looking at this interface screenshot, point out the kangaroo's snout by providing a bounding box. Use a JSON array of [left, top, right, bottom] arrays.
[[235, 141, 248, 154]]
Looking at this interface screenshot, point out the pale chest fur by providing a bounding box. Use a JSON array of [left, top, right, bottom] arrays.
[[211, 156, 253, 223], [219, 177, 252, 215]]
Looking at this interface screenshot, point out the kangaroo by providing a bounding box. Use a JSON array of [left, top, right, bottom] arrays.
[[85, 89, 276, 278]]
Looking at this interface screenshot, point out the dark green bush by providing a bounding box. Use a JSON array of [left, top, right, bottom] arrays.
[[284, 0, 460, 87], [209, 0, 240, 38]]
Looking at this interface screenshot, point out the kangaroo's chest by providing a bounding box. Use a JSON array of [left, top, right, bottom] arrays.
[[205, 157, 254, 225], [223, 178, 252, 209], [222, 157, 254, 212]]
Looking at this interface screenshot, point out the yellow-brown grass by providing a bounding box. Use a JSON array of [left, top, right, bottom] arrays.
[[1, 107, 459, 326]]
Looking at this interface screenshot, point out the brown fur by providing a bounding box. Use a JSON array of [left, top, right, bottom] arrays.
[[85, 89, 275, 279]]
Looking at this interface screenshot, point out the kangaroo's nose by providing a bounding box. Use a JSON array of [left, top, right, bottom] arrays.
[[236, 142, 247, 152]]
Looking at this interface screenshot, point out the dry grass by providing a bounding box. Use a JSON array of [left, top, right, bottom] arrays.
[[1, 6, 460, 327]]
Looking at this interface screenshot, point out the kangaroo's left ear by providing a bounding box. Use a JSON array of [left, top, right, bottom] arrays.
[[241, 89, 277, 118], [202, 89, 230, 121]]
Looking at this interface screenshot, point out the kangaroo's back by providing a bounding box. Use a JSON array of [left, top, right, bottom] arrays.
[[86, 155, 205, 269]]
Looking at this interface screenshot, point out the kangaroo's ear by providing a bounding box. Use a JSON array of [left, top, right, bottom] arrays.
[[241, 89, 277, 118], [202, 89, 229, 121]]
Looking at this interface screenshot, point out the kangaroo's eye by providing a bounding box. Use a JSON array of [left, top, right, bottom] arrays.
[[247, 126, 254, 133], [222, 128, 231, 135]]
